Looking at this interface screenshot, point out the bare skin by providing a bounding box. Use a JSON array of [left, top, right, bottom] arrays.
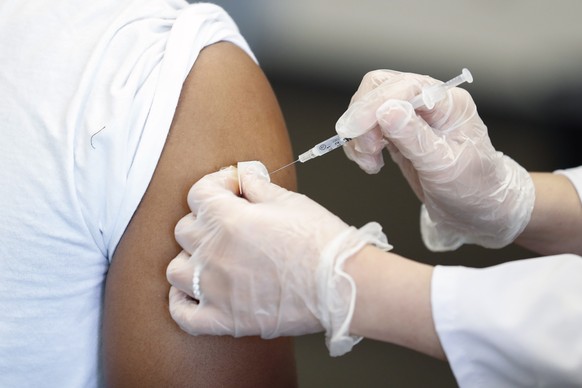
[[102, 42, 298, 387], [516, 172, 582, 255], [344, 247, 446, 360]]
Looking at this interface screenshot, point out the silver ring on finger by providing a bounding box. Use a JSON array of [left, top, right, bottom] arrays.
[[192, 267, 203, 302]]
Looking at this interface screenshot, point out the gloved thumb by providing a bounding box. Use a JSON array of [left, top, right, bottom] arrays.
[[236, 161, 270, 194], [376, 100, 451, 170], [187, 166, 240, 216], [238, 161, 292, 203]]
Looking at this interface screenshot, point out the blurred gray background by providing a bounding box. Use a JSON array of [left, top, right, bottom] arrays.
[[193, 1, 582, 386]]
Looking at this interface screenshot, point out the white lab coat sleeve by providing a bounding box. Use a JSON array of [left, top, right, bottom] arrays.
[[431, 254, 582, 387]]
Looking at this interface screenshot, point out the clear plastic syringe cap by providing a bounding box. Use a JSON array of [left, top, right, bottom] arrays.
[[298, 149, 316, 163]]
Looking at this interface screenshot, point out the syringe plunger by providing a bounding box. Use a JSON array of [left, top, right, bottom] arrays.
[[409, 68, 473, 109]]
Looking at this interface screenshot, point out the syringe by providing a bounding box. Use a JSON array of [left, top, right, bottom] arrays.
[[269, 135, 352, 175], [269, 68, 473, 175], [409, 68, 473, 109]]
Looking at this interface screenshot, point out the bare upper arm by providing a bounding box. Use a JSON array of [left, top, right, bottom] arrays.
[[102, 42, 298, 387]]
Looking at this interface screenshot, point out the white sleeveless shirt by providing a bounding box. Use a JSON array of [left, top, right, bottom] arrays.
[[0, 1, 253, 386]]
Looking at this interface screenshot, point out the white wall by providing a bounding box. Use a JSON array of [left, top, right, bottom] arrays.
[[204, 1, 582, 110]]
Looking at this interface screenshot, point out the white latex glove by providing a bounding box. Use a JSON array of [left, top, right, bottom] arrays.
[[336, 70, 535, 251], [166, 161, 391, 356]]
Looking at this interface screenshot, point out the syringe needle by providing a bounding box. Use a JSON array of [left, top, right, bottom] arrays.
[[269, 159, 299, 175]]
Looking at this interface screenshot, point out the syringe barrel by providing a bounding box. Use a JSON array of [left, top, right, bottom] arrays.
[[410, 86, 444, 109], [298, 135, 351, 163], [422, 85, 446, 109], [313, 135, 348, 156]]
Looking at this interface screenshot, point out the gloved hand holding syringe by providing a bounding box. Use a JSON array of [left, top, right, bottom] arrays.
[[168, 65, 537, 358], [269, 68, 473, 175]]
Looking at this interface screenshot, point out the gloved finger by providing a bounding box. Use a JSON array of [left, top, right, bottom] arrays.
[[187, 166, 242, 216], [342, 140, 385, 174], [169, 286, 234, 336], [385, 142, 426, 201], [174, 213, 199, 254], [345, 125, 389, 172], [169, 286, 202, 335], [351, 125, 387, 155], [237, 161, 270, 196], [167, 251, 196, 298], [239, 165, 293, 203], [418, 87, 477, 131], [376, 99, 454, 171], [336, 73, 436, 139], [348, 69, 402, 105]]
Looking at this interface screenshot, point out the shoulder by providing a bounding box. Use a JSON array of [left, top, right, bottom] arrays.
[[102, 41, 297, 387]]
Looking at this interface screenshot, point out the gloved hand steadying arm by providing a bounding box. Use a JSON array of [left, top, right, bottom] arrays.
[[336, 70, 535, 251], [166, 162, 391, 356]]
